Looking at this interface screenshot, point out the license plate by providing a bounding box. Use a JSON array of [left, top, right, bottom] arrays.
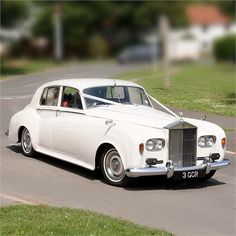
[[173, 169, 206, 180]]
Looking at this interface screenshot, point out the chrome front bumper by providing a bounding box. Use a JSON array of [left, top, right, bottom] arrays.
[[125, 158, 230, 178]]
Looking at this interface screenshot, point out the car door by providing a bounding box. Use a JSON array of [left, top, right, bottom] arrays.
[[37, 86, 60, 148], [51, 86, 86, 159]]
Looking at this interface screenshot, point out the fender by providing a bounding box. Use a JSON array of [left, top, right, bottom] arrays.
[[9, 108, 40, 150]]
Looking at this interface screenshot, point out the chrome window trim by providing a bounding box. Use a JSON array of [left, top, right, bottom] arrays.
[[58, 107, 85, 115], [61, 85, 84, 110]]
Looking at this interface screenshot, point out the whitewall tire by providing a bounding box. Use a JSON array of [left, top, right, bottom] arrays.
[[101, 147, 129, 186], [21, 128, 35, 157]]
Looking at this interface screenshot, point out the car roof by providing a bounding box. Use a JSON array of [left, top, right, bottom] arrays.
[[42, 78, 142, 91]]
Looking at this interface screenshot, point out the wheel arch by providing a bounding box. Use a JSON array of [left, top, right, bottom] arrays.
[[95, 140, 129, 170], [18, 126, 26, 143], [95, 143, 114, 170], [9, 108, 39, 147], [17, 124, 38, 150]]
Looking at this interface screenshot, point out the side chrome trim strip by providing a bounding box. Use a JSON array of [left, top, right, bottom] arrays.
[[36, 107, 85, 115]]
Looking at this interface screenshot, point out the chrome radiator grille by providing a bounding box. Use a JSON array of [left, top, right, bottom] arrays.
[[169, 128, 197, 167]]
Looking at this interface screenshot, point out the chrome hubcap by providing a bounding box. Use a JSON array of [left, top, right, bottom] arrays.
[[104, 149, 125, 182], [22, 129, 32, 153]]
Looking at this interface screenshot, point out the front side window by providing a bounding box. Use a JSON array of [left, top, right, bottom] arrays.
[[61, 86, 83, 109], [83, 86, 151, 108], [128, 87, 150, 106], [40, 87, 60, 106]]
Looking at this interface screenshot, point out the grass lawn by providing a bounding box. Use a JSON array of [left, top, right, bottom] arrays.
[[0, 59, 63, 80], [0, 205, 172, 236], [115, 63, 236, 116], [0, 58, 115, 80]]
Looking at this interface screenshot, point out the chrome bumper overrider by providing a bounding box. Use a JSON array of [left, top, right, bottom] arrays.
[[125, 158, 230, 178]]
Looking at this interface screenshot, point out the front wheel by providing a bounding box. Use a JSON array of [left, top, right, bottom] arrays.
[[200, 170, 216, 181], [101, 147, 130, 187], [203, 170, 216, 180], [21, 127, 35, 157]]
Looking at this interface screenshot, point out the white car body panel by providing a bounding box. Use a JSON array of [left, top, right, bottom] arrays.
[[8, 78, 229, 178]]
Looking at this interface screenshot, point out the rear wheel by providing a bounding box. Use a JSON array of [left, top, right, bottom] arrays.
[[21, 128, 35, 157], [101, 147, 129, 187]]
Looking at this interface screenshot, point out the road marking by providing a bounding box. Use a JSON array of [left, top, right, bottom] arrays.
[[0, 192, 35, 205], [1, 97, 14, 100], [23, 82, 36, 87], [64, 73, 75, 77], [226, 150, 236, 155], [1, 95, 33, 100]]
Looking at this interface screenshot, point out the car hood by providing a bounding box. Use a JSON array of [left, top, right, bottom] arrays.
[[86, 105, 179, 129]]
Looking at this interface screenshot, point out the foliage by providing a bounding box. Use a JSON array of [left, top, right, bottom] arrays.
[[89, 35, 109, 58], [0, 0, 29, 27], [116, 63, 236, 116], [216, 0, 235, 18], [3, 0, 234, 58], [213, 35, 236, 62], [0, 205, 172, 236], [31, 1, 187, 57], [32, 6, 53, 42]]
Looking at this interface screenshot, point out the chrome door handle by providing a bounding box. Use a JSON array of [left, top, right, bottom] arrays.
[[56, 110, 61, 116]]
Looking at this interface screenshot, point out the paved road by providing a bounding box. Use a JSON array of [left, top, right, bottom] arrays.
[[0, 62, 235, 236]]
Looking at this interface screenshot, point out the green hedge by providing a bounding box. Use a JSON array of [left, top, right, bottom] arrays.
[[213, 35, 236, 62]]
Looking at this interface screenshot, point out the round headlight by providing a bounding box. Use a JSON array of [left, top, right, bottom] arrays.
[[206, 136, 215, 147], [155, 139, 164, 150], [198, 135, 216, 147], [146, 139, 155, 151], [198, 136, 206, 147]]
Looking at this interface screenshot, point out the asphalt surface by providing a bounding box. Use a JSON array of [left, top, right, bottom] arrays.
[[0, 62, 235, 236]]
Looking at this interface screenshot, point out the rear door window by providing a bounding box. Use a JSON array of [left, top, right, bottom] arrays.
[[40, 87, 60, 106]]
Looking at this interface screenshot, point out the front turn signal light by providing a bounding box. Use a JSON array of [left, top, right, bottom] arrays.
[[221, 138, 226, 149], [139, 143, 144, 155]]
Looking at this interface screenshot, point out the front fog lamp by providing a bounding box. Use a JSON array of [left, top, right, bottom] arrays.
[[198, 135, 216, 147], [146, 139, 165, 151]]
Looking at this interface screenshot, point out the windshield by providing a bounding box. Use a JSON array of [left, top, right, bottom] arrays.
[[83, 86, 152, 108]]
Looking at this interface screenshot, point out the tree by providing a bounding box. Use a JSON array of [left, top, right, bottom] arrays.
[[1, 0, 29, 27], [213, 35, 236, 62], [216, 1, 235, 19], [31, 1, 188, 57]]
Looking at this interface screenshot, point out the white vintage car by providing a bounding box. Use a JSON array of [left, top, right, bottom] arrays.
[[7, 79, 230, 186]]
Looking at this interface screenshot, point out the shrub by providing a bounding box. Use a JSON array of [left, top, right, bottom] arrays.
[[213, 34, 236, 62]]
